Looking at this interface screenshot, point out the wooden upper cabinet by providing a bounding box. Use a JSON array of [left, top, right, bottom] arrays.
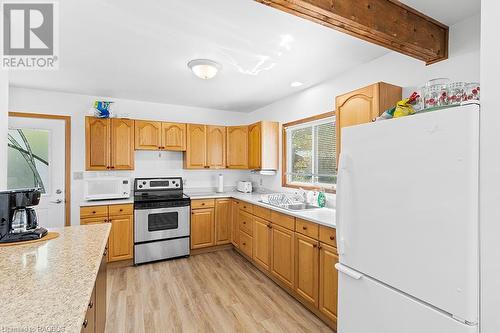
[[184, 124, 207, 169], [110, 118, 134, 170], [207, 126, 226, 169], [226, 126, 248, 169], [86, 117, 134, 171], [336, 82, 401, 161], [162, 122, 186, 151], [215, 199, 231, 245], [134, 120, 162, 150], [191, 207, 215, 249], [319, 243, 339, 324], [248, 121, 279, 170], [295, 233, 319, 307], [86, 117, 110, 170]]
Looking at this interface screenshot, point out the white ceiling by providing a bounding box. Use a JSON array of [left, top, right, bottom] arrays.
[[9, 0, 480, 112], [401, 0, 480, 25]]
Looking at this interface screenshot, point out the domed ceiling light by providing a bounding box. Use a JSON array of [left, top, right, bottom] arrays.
[[188, 59, 221, 80]]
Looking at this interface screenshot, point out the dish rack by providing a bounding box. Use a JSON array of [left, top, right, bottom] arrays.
[[260, 193, 304, 208]]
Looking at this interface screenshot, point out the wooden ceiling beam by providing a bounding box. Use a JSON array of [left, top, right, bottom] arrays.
[[255, 0, 449, 65]]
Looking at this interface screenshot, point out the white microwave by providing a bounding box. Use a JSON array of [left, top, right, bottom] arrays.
[[84, 177, 131, 201]]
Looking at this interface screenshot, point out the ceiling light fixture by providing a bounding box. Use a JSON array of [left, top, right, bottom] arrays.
[[290, 81, 303, 87], [188, 59, 221, 80]]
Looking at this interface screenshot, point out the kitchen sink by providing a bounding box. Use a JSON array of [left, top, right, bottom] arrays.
[[284, 203, 320, 211]]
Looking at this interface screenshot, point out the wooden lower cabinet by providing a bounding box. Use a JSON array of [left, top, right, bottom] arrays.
[[319, 243, 339, 324], [271, 224, 295, 289], [80, 204, 133, 263], [295, 233, 319, 307], [108, 215, 133, 262], [252, 216, 271, 271], [231, 200, 240, 248], [215, 199, 231, 245], [190, 207, 215, 249], [82, 247, 107, 333]]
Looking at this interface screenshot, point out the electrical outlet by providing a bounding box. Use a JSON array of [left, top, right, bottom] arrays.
[[73, 171, 84, 180], [259, 178, 263, 186]]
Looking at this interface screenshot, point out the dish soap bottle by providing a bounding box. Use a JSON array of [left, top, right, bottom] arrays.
[[317, 190, 326, 208]]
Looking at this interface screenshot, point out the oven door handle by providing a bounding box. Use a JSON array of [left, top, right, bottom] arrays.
[[135, 206, 188, 214]]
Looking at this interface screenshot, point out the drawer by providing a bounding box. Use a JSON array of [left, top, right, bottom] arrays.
[[239, 231, 253, 258], [239, 210, 253, 236], [240, 202, 253, 214], [80, 217, 109, 225], [81, 205, 108, 218], [109, 204, 133, 216], [270, 211, 295, 231], [253, 205, 271, 220], [296, 218, 319, 239], [319, 225, 337, 247], [191, 199, 215, 209]]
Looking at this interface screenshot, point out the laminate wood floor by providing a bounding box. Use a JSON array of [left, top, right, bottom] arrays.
[[106, 249, 334, 333]]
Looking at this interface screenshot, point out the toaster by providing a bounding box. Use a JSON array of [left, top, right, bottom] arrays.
[[237, 181, 253, 193]]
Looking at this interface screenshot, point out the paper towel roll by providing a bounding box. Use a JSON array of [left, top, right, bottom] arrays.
[[217, 174, 224, 193]]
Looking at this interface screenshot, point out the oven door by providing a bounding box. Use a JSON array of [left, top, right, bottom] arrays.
[[134, 205, 190, 243]]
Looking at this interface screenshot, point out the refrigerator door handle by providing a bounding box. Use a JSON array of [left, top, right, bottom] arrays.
[[335, 263, 363, 280], [336, 152, 352, 255]]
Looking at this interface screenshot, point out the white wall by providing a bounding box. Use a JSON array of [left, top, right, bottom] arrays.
[[0, 72, 8, 190], [8, 88, 252, 224], [479, 1, 500, 332], [248, 14, 481, 191]]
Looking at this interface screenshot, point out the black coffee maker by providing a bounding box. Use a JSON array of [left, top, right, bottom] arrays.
[[0, 188, 48, 243]]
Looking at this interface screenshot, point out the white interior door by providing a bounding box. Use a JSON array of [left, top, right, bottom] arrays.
[[8, 116, 66, 229]]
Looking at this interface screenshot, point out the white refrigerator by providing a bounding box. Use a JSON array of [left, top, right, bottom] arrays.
[[335, 104, 480, 333]]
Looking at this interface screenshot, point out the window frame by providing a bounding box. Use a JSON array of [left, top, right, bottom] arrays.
[[282, 111, 336, 193]]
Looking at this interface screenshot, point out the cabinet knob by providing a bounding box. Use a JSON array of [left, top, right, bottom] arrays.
[[302, 226, 307, 230], [83, 319, 88, 328], [89, 301, 94, 309], [330, 235, 335, 240], [267, 223, 272, 229], [201, 203, 205, 206], [242, 242, 246, 246], [92, 211, 96, 214], [313, 243, 318, 248], [119, 209, 123, 212], [318, 244, 322, 250], [243, 222, 246, 224]]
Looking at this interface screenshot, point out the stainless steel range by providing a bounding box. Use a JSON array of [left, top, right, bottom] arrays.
[[133, 177, 190, 265]]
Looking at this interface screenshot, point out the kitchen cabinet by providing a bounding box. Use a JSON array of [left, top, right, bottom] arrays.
[[82, 253, 107, 333], [215, 198, 231, 245], [231, 200, 240, 248], [86, 117, 134, 171], [336, 82, 401, 162], [134, 120, 162, 150], [248, 121, 279, 170], [190, 207, 215, 249], [162, 122, 186, 151], [80, 204, 133, 262], [135, 120, 186, 151], [271, 223, 295, 289], [207, 126, 226, 168], [319, 242, 339, 324], [295, 233, 319, 307], [226, 126, 249, 169], [108, 214, 133, 262], [185, 124, 207, 169], [253, 216, 272, 271]]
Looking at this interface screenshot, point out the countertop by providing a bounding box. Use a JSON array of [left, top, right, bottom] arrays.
[[81, 198, 134, 207], [186, 191, 336, 228], [0, 224, 111, 333]]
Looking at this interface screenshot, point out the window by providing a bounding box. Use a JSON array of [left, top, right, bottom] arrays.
[[283, 112, 336, 191]]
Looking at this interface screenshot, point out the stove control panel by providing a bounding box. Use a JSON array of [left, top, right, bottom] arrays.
[[134, 177, 183, 191]]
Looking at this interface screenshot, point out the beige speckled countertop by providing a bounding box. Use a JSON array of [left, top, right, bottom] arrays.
[[0, 224, 110, 333], [185, 191, 336, 228]]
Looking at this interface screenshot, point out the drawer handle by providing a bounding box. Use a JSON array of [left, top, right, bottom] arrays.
[[330, 235, 335, 240], [83, 319, 88, 328], [119, 209, 123, 212], [92, 211, 96, 214], [89, 301, 94, 309]]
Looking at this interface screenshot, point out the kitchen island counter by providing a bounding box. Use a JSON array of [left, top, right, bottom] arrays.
[[0, 224, 110, 333]]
